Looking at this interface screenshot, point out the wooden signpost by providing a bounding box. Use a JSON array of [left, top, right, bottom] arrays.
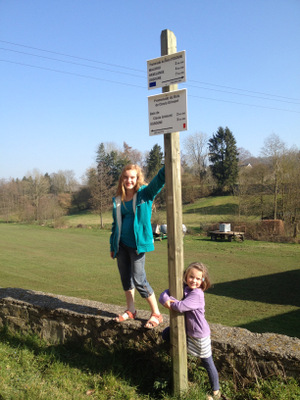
[[149, 29, 188, 395]]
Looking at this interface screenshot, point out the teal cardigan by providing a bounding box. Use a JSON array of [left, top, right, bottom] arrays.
[[110, 166, 165, 258]]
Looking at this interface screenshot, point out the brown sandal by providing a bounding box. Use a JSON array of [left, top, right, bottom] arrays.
[[145, 313, 163, 329], [115, 310, 137, 322]]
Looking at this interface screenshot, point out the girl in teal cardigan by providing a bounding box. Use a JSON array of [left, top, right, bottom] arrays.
[[110, 164, 165, 329]]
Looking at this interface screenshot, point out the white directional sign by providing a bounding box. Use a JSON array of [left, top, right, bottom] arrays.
[[147, 51, 186, 90], [148, 89, 188, 136]]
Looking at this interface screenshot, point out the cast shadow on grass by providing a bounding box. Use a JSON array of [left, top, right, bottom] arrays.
[[210, 270, 300, 307], [184, 203, 238, 216], [239, 309, 300, 338], [0, 288, 116, 318], [0, 326, 173, 398], [210, 270, 300, 337]]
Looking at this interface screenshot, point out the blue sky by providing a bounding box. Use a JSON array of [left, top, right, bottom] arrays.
[[1, 0, 299, 182]]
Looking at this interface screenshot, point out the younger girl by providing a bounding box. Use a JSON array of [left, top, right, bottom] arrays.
[[159, 262, 222, 400], [110, 164, 165, 329]]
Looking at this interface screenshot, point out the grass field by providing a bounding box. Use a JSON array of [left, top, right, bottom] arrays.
[[1, 221, 299, 338]]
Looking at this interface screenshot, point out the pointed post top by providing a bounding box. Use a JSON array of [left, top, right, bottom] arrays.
[[161, 29, 177, 56]]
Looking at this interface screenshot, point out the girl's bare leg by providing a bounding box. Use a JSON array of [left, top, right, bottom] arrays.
[[146, 292, 160, 315], [115, 289, 136, 321], [125, 288, 135, 314]]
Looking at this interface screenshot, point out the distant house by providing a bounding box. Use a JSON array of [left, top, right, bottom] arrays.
[[240, 163, 252, 169]]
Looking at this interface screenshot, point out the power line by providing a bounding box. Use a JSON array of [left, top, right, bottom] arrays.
[[0, 59, 146, 89], [188, 94, 300, 114], [2, 39, 299, 103], [186, 82, 300, 105], [2, 57, 299, 115], [1, 40, 300, 113], [0, 47, 145, 79], [2, 58, 300, 114], [188, 80, 300, 102], [0, 39, 145, 73], [2, 45, 299, 105]]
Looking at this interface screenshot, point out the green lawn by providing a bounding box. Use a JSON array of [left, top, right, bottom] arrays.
[[1, 222, 299, 338]]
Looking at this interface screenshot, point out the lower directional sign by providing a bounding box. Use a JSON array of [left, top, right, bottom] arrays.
[[148, 89, 188, 136]]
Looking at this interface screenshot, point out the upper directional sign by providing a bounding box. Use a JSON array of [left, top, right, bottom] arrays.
[[147, 50, 186, 90]]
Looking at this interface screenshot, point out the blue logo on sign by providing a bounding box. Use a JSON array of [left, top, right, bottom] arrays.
[[149, 82, 156, 87]]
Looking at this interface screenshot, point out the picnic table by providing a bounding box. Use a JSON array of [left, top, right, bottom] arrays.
[[208, 230, 245, 242]]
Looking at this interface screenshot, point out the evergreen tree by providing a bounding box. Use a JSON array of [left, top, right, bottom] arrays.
[[146, 144, 164, 180], [208, 126, 239, 193], [96, 143, 128, 186], [93, 143, 115, 228]]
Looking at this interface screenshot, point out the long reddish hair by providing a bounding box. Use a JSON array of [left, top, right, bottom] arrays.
[[116, 164, 147, 202]]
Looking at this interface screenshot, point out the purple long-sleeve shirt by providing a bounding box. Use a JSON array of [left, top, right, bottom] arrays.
[[159, 286, 211, 338]]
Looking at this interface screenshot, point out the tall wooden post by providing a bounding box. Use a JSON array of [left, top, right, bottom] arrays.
[[161, 29, 188, 395]]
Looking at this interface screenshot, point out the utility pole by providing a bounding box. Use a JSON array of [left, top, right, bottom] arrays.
[[161, 29, 188, 396]]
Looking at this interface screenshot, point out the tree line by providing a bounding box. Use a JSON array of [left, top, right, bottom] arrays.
[[1, 128, 299, 233]]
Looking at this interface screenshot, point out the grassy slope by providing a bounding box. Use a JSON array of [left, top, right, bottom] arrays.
[[1, 327, 299, 400], [64, 196, 245, 229]]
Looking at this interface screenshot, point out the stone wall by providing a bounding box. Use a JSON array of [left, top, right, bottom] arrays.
[[0, 288, 299, 382]]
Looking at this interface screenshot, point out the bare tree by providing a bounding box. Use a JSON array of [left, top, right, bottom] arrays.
[[237, 147, 253, 166], [1, 169, 77, 223], [0, 179, 19, 222], [280, 149, 300, 236], [183, 132, 208, 184], [122, 142, 142, 165], [50, 170, 77, 194], [23, 169, 51, 220], [260, 134, 287, 219], [50, 171, 67, 194], [87, 166, 113, 229], [237, 162, 272, 219]]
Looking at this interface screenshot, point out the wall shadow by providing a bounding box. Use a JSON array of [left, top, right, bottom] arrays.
[[209, 270, 300, 337], [239, 309, 300, 338], [210, 270, 300, 307]]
